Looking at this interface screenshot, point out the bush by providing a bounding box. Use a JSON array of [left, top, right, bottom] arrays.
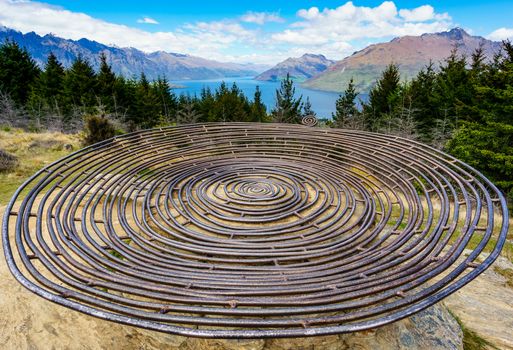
[[82, 115, 117, 146], [0, 149, 18, 172]]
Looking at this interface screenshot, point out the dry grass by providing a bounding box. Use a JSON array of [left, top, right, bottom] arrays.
[[0, 128, 80, 205]]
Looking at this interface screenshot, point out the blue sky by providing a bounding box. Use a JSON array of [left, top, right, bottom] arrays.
[[1, 0, 512, 65]]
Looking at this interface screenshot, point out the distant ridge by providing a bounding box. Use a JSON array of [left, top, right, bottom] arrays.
[[255, 53, 335, 82], [0, 27, 268, 80], [303, 28, 502, 92]]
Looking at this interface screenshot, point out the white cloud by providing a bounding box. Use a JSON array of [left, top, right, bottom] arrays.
[[137, 17, 159, 25], [0, 0, 455, 65], [399, 5, 449, 22], [488, 27, 513, 41], [0, 0, 251, 59], [274, 1, 452, 44], [241, 11, 284, 25]]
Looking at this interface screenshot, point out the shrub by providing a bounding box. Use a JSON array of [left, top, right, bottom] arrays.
[[0, 148, 18, 172], [82, 114, 117, 146]]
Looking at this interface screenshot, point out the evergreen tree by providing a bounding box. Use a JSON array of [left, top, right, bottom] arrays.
[[130, 73, 160, 129], [96, 53, 117, 111], [198, 87, 215, 122], [363, 64, 400, 130], [152, 76, 177, 123], [63, 55, 97, 112], [445, 42, 513, 211], [208, 82, 250, 122], [302, 97, 316, 117], [249, 86, 268, 122], [177, 96, 202, 124], [332, 78, 359, 128], [0, 40, 40, 105], [407, 63, 437, 141], [432, 51, 474, 127], [28, 52, 66, 127], [271, 73, 303, 123]]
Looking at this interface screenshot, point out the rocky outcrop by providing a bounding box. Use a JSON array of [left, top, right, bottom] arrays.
[[443, 253, 513, 349]]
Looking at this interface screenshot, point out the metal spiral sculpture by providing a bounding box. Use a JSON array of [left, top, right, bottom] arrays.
[[301, 115, 318, 127], [2, 123, 509, 338]]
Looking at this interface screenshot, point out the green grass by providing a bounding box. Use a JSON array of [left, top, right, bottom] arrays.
[[448, 309, 497, 350]]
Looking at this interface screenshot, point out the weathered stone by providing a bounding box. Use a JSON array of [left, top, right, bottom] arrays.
[[265, 335, 342, 350], [443, 252, 513, 350], [337, 304, 463, 350]]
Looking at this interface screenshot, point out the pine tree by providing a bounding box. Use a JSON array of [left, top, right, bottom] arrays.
[[96, 53, 117, 111], [177, 96, 202, 124], [407, 63, 437, 141], [63, 55, 97, 111], [332, 78, 358, 128], [209, 82, 250, 122], [28, 52, 66, 127], [249, 86, 268, 122], [152, 76, 177, 123], [432, 51, 473, 127], [130, 73, 160, 129], [363, 64, 400, 130], [0, 40, 40, 105], [271, 73, 303, 123], [302, 97, 316, 117]]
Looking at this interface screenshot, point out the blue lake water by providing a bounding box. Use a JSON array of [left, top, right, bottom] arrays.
[[170, 77, 341, 119]]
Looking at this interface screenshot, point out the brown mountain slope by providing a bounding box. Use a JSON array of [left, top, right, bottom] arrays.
[[303, 28, 501, 93]]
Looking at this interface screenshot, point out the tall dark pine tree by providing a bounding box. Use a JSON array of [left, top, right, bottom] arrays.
[[432, 51, 473, 127], [152, 76, 177, 123], [28, 52, 66, 125], [0, 40, 40, 105], [130, 73, 160, 129], [249, 86, 268, 122], [407, 63, 437, 141], [271, 73, 303, 123], [363, 64, 400, 130], [37, 52, 65, 101], [96, 53, 117, 111], [210, 82, 250, 122], [333, 78, 358, 128], [63, 55, 97, 110]]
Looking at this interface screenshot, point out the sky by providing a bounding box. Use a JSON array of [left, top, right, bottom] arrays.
[[0, 0, 512, 65]]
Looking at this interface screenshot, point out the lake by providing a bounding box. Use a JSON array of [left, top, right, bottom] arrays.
[[170, 77, 341, 119]]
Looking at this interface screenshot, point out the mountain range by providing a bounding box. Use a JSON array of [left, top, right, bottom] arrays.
[[0, 27, 267, 80], [0, 26, 502, 93], [255, 54, 335, 82], [303, 28, 501, 92]]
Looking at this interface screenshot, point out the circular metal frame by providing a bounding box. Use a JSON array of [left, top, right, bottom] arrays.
[[2, 123, 509, 338]]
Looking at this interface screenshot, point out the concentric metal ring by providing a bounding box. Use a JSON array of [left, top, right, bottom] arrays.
[[2, 123, 509, 338]]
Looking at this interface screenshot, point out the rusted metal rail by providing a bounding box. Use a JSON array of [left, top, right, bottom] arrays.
[[2, 123, 509, 338]]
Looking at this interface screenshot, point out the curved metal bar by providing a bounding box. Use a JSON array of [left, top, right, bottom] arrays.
[[2, 123, 509, 338]]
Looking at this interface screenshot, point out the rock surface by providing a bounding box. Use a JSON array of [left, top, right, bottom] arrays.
[[443, 253, 513, 350]]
